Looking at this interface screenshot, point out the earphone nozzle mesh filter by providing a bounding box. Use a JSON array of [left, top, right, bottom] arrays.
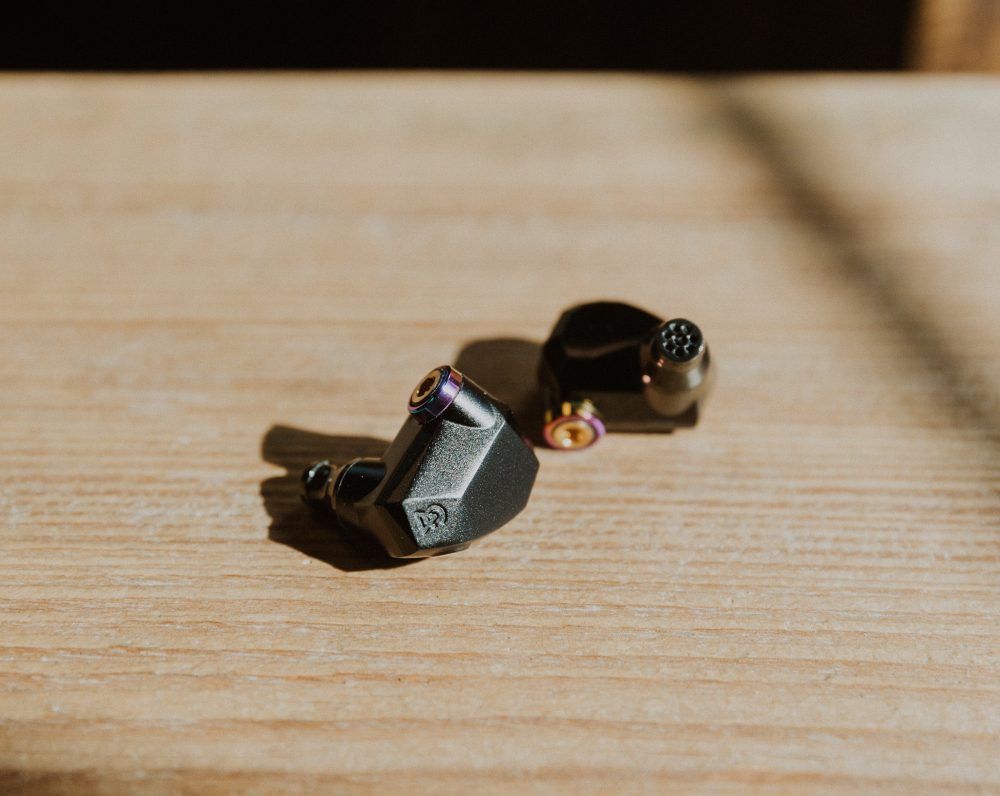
[[658, 319, 703, 363]]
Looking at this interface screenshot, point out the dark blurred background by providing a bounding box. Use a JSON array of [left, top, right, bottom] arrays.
[[8, 1, 993, 72], [0, 0, 1000, 72]]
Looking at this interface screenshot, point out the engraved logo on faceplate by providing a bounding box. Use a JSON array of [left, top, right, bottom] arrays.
[[414, 503, 448, 534]]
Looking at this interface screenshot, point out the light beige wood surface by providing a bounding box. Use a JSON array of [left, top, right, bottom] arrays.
[[1, 73, 998, 794]]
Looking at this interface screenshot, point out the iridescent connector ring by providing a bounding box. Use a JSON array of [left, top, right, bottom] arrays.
[[408, 366, 464, 424]]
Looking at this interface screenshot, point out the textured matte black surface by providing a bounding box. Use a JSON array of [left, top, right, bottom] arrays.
[[305, 371, 539, 558]]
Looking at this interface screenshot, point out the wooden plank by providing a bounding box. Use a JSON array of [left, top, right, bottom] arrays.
[[0, 73, 998, 794]]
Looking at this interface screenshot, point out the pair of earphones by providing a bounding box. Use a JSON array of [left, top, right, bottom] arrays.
[[303, 301, 713, 559]]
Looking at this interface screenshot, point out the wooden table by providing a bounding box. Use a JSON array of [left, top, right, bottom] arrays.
[[1, 74, 998, 793]]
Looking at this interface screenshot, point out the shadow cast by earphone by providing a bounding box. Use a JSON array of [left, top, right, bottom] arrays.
[[453, 337, 546, 446], [260, 424, 417, 571]]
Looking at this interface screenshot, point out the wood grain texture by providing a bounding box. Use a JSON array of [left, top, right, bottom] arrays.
[[0, 73, 998, 794]]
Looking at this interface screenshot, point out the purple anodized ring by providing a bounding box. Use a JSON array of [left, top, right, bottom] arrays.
[[408, 366, 464, 424]]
